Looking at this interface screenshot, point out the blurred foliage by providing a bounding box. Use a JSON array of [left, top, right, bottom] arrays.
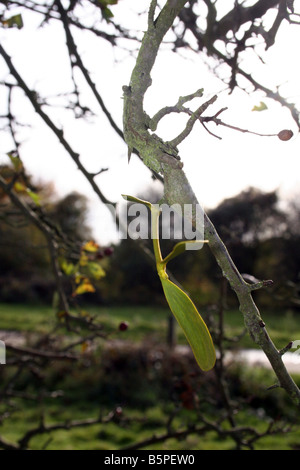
[[0, 164, 97, 303], [1, 171, 300, 312]]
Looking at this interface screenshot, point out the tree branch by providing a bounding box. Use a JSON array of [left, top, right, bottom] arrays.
[[213, 0, 280, 38], [168, 94, 217, 147], [149, 88, 204, 131], [5, 344, 78, 362], [178, 3, 300, 130], [15, 409, 118, 449], [55, 0, 124, 141], [122, 0, 300, 406]]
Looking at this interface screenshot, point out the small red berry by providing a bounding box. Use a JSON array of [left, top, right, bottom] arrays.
[[278, 129, 293, 141], [119, 321, 129, 331], [104, 247, 114, 256]]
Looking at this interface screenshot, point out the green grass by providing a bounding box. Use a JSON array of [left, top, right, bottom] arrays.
[[0, 303, 55, 333], [0, 302, 299, 350], [88, 304, 170, 342]]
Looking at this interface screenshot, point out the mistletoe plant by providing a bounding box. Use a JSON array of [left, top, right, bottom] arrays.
[[123, 194, 216, 371]]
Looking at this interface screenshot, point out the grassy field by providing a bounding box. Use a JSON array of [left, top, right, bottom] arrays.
[[0, 302, 299, 350], [1, 302, 300, 450]]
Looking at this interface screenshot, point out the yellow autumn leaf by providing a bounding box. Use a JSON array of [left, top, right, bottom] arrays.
[[73, 279, 96, 296], [83, 240, 99, 252], [13, 182, 27, 193]]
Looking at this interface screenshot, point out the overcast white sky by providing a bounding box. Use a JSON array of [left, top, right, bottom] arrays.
[[0, 0, 300, 244]]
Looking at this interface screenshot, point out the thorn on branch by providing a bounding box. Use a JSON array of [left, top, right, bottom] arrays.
[[248, 279, 274, 292], [279, 341, 294, 357], [266, 382, 281, 391], [241, 274, 274, 291], [90, 167, 109, 178]]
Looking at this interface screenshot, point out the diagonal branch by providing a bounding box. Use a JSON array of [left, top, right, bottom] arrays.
[[0, 42, 118, 212], [122, 0, 300, 406], [55, 0, 124, 140], [168, 94, 217, 147]]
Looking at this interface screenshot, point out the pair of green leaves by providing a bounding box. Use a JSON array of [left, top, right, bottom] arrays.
[[122, 195, 216, 371]]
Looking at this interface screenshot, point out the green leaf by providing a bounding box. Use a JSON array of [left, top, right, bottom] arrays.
[[13, 181, 26, 193], [122, 194, 152, 209], [102, 7, 114, 20], [163, 240, 208, 265], [161, 277, 216, 371], [13, 181, 40, 206], [98, 0, 118, 6], [97, 1, 118, 22], [7, 152, 23, 171], [1, 14, 23, 29], [27, 189, 41, 206], [252, 101, 268, 112], [60, 259, 77, 276], [87, 261, 106, 280]]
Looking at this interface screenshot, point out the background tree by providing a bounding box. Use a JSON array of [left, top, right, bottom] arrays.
[[0, 163, 97, 302]]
